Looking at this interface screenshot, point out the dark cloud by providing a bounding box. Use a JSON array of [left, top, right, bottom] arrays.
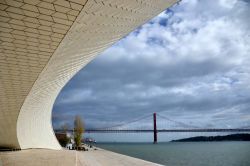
[[52, 0, 250, 137]]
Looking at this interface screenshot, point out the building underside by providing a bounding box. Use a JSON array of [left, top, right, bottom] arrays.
[[0, 0, 178, 149]]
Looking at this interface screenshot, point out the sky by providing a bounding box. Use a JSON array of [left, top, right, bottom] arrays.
[[52, 0, 250, 141]]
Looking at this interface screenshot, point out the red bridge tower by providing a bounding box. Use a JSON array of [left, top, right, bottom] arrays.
[[153, 112, 157, 144]]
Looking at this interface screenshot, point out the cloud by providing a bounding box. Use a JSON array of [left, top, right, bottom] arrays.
[[57, 89, 93, 104], [52, 0, 250, 138]]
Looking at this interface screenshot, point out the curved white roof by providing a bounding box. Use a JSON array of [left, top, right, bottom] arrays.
[[0, 0, 178, 149]]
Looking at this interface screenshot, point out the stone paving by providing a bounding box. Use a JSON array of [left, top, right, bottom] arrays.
[[0, 148, 162, 166]]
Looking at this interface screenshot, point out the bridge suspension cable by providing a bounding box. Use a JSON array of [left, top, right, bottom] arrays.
[[89, 113, 152, 130], [157, 113, 199, 129]]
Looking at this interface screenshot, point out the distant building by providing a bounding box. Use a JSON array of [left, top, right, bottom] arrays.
[[55, 133, 67, 141], [55, 132, 72, 148]]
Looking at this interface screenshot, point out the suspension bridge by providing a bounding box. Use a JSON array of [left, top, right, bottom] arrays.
[[55, 113, 250, 143]]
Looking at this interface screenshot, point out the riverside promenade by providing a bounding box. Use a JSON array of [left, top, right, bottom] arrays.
[[0, 148, 161, 166]]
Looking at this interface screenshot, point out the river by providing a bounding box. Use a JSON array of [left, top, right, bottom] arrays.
[[96, 142, 250, 166]]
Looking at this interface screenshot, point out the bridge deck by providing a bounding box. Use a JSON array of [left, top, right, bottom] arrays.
[[55, 129, 250, 133]]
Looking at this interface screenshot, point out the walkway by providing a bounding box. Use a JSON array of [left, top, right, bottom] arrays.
[[0, 148, 161, 166]]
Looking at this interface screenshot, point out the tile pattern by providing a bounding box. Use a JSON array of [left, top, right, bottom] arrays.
[[0, 0, 178, 149], [0, 0, 87, 148]]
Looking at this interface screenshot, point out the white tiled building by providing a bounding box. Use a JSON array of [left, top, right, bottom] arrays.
[[0, 0, 178, 150]]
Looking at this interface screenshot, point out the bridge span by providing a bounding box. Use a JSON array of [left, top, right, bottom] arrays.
[[55, 113, 250, 143], [83, 129, 250, 133]]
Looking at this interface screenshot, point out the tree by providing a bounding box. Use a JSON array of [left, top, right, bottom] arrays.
[[61, 123, 70, 133], [74, 115, 84, 149]]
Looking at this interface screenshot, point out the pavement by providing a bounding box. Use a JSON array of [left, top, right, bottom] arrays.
[[0, 148, 162, 166]]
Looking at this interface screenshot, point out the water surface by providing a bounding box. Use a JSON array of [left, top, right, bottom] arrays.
[[96, 142, 250, 166]]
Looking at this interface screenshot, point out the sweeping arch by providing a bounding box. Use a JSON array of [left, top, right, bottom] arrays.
[[0, 0, 178, 149]]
